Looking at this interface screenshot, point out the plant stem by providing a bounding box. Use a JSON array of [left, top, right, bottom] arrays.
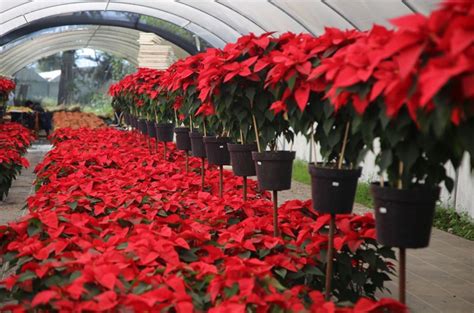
[[338, 121, 350, 169], [252, 113, 261, 153], [174, 109, 178, 127], [203, 119, 207, 136], [240, 129, 244, 144]]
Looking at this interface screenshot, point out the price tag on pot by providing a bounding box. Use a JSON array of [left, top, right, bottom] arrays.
[[332, 181, 339, 187], [379, 207, 387, 214]]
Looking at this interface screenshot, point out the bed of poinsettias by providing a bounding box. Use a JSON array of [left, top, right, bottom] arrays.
[[0, 122, 34, 201], [0, 128, 405, 312]]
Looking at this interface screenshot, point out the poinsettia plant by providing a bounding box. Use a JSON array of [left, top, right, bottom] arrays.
[[0, 122, 34, 200], [0, 128, 402, 311], [0, 76, 15, 101], [194, 34, 295, 150]]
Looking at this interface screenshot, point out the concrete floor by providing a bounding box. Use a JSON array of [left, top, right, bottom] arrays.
[[0, 144, 50, 225], [1, 153, 472, 312]]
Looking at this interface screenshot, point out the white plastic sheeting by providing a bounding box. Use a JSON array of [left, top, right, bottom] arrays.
[[0, 25, 140, 75], [1, 0, 442, 44]]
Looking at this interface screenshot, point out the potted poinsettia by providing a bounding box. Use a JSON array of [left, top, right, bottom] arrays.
[[0, 76, 16, 123], [267, 29, 366, 217]]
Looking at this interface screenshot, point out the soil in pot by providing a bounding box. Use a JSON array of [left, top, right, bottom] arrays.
[[155, 123, 174, 142], [252, 151, 295, 191], [175, 127, 192, 151], [308, 164, 362, 214], [228, 143, 257, 177], [189, 131, 206, 158], [204, 136, 232, 165], [146, 121, 156, 138], [370, 183, 440, 248]]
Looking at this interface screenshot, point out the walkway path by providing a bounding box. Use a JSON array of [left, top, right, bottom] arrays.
[[0, 143, 51, 225], [280, 181, 474, 313]]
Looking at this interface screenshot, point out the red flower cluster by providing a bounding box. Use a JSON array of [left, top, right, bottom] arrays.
[[0, 122, 34, 200], [109, 68, 163, 106], [0, 128, 404, 312], [113, 0, 473, 126], [0, 76, 16, 100]]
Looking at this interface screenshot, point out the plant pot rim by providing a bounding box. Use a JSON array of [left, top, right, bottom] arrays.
[[203, 136, 232, 143], [174, 127, 190, 133], [155, 122, 174, 127], [227, 142, 258, 151], [370, 182, 440, 199], [189, 131, 203, 138], [252, 150, 296, 161], [308, 162, 362, 174]]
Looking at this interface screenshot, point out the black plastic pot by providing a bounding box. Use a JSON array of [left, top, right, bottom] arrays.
[[308, 164, 362, 214], [124, 113, 131, 126], [370, 183, 439, 248], [228, 143, 257, 177], [175, 127, 192, 151], [138, 119, 147, 134], [204, 136, 232, 165], [146, 121, 156, 138], [155, 123, 174, 142], [189, 131, 206, 158], [252, 151, 295, 191]]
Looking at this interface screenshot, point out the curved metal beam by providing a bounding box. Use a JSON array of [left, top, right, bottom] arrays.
[[1, 11, 201, 54]]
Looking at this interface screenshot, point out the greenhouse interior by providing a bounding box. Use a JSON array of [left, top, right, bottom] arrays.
[[0, 1, 473, 312]]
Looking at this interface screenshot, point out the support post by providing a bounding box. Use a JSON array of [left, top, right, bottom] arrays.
[[201, 157, 205, 191], [185, 151, 189, 173], [272, 190, 279, 237], [325, 214, 336, 301], [243, 176, 248, 201], [219, 165, 224, 198]]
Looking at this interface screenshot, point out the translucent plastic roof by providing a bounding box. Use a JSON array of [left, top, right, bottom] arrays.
[[0, 0, 441, 75], [0, 0, 441, 44], [0, 25, 140, 75]]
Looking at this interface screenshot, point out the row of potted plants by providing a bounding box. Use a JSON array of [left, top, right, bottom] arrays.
[[0, 76, 16, 122], [110, 0, 473, 246], [0, 128, 404, 311], [110, 1, 473, 302], [0, 122, 34, 200]]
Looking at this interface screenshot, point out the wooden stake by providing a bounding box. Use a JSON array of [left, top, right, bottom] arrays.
[[252, 113, 262, 153], [313, 124, 318, 165], [325, 122, 350, 300], [325, 214, 336, 301], [272, 190, 279, 237], [397, 160, 405, 304], [243, 176, 248, 201], [219, 165, 224, 198], [338, 121, 350, 169], [163, 142, 167, 160]]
